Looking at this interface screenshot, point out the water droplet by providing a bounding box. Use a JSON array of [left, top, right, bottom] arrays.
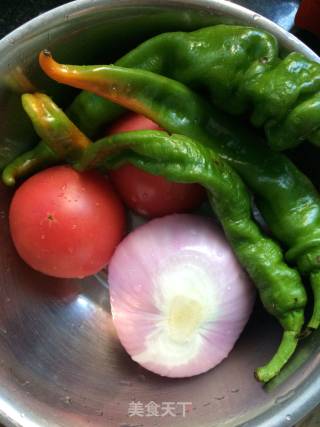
[[5, 297, 11, 303], [285, 415, 292, 422], [95, 202, 100, 207], [231, 388, 240, 393], [0, 328, 7, 335], [41, 234, 45, 240], [214, 396, 225, 401], [20, 413, 25, 418], [64, 396, 72, 405], [61, 185, 66, 191], [124, 82, 132, 93], [72, 224, 77, 230], [0, 211, 6, 219], [111, 84, 118, 93], [253, 14, 260, 21]]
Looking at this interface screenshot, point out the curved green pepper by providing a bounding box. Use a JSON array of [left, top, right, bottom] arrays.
[[19, 92, 307, 382]]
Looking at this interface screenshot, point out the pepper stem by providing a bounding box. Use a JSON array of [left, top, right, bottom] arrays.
[[308, 271, 320, 329], [255, 330, 298, 383]]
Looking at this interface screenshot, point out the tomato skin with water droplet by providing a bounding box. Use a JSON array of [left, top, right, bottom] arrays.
[[107, 113, 206, 218], [9, 165, 125, 278]]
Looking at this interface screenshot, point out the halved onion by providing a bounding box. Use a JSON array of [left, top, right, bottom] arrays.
[[109, 214, 255, 378]]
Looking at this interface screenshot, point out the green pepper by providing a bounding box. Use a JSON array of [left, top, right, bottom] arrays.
[[36, 53, 320, 329], [244, 52, 320, 148], [2, 93, 92, 186], [67, 25, 278, 134], [1, 141, 57, 187], [21, 90, 307, 382], [58, 25, 320, 150], [5, 25, 318, 183], [266, 92, 320, 150]]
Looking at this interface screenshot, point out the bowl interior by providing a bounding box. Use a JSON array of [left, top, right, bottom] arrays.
[[0, 1, 320, 427]]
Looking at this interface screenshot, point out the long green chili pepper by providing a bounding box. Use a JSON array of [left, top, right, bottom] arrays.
[[37, 52, 320, 330], [19, 92, 307, 382], [51, 25, 320, 150], [4, 25, 319, 184], [67, 25, 278, 131]]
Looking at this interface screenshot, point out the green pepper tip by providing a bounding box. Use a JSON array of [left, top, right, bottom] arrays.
[[1, 171, 16, 187], [255, 330, 299, 383]]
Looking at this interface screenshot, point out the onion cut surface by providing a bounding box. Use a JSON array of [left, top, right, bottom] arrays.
[[109, 214, 255, 378]]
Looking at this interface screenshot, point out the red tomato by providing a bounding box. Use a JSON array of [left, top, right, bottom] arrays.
[[9, 166, 125, 279], [107, 113, 206, 217], [107, 113, 161, 134]]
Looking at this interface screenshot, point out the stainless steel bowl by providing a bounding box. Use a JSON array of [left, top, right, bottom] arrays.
[[0, 1, 319, 426]]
